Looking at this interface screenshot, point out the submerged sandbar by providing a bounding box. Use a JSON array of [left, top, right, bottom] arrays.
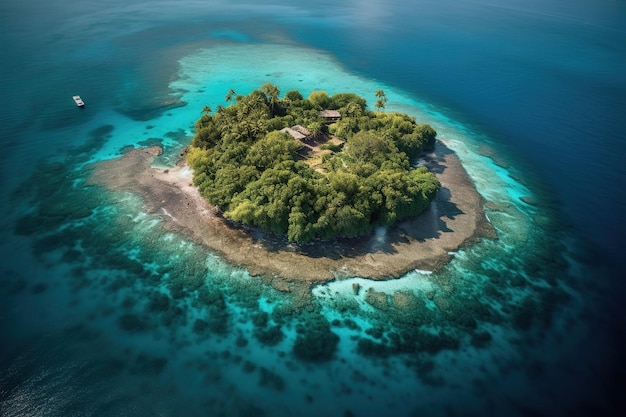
[[88, 141, 496, 284]]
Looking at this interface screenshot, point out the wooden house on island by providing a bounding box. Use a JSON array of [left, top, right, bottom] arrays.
[[319, 110, 341, 122], [280, 125, 312, 140]]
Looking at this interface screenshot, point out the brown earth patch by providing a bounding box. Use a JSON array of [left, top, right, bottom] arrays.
[[88, 141, 496, 285]]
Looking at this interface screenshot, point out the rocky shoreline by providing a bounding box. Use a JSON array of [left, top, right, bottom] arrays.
[[88, 140, 496, 285]]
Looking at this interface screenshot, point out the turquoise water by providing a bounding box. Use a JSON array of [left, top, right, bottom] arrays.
[[1, 1, 624, 416]]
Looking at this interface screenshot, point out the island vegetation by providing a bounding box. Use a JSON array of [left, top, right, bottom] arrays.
[[187, 83, 440, 243]]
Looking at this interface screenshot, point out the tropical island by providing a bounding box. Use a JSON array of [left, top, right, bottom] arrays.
[[89, 84, 496, 284], [187, 84, 440, 243]]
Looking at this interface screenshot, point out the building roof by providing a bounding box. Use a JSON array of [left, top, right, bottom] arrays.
[[280, 127, 307, 140], [319, 110, 341, 119], [291, 125, 311, 136]]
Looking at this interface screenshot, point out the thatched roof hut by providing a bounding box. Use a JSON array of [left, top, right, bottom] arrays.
[[280, 127, 308, 140], [292, 125, 311, 137], [319, 110, 341, 122]]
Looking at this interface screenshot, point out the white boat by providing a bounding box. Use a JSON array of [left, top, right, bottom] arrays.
[[72, 95, 85, 108]]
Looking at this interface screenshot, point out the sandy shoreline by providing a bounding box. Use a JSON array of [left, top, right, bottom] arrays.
[[88, 141, 496, 284]]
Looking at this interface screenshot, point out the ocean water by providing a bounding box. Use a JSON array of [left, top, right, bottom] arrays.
[[1, 1, 625, 416]]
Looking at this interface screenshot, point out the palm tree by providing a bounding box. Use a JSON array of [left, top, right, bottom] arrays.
[[225, 88, 236, 103], [374, 89, 387, 112], [261, 82, 280, 116], [201, 105, 212, 115], [307, 121, 324, 139]]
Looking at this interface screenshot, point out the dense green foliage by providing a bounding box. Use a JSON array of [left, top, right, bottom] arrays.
[[188, 84, 440, 242]]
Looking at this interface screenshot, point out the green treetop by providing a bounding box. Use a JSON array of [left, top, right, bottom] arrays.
[[188, 84, 440, 243]]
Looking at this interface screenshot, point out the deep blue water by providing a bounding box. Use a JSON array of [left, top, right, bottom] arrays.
[[1, 1, 625, 416]]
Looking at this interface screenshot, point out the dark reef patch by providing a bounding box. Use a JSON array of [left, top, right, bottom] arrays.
[[255, 324, 285, 346], [293, 314, 339, 362], [117, 314, 150, 333]]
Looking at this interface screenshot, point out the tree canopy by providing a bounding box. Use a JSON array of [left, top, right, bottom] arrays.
[[188, 84, 440, 243]]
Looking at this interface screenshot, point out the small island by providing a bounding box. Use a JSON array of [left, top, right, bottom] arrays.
[[89, 84, 496, 284], [188, 84, 440, 243]]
